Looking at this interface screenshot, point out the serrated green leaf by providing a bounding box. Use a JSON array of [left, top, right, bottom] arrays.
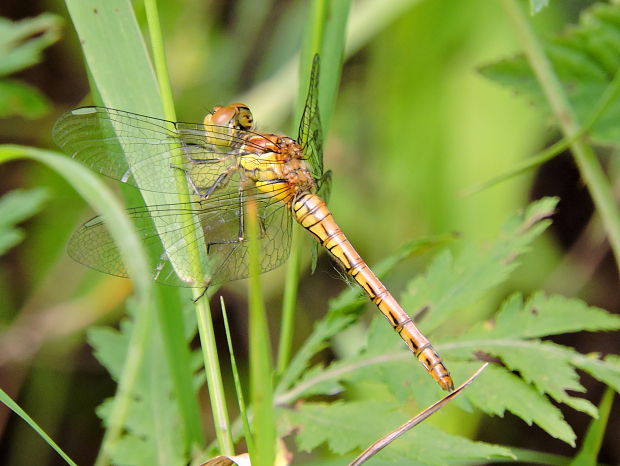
[[89, 299, 187, 465], [285, 400, 513, 464], [438, 288, 620, 422], [458, 363, 576, 446], [575, 354, 620, 393], [88, 323, 132, 383], [0, 188, 48, 255], [341, 317, 443, 406], [477, 340, 596, 417], [366, 424, 513, 465], [481, 3, 620, 145], [291, 400, 400, 454], [464, 292, 620, 340], [97, 395, 184, 466], [402, 197, 558, 333]]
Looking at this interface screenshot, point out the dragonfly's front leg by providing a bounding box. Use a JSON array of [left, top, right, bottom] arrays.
[[170, 162, 236, 199]]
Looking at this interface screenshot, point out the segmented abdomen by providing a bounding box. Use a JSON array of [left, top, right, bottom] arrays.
[[292, 192, 453, 391]]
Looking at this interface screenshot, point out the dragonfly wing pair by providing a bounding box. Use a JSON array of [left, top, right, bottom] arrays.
[[53, 108, 298, 287]]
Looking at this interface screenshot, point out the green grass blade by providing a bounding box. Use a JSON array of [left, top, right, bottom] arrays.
[[143, 0, 231, 453], [277, 226, 302, 375], [569, 387, 614, 466], [0, 388, 78, 466], [154, 286, 205, 448], [221, 297, 254, 457], [196, 292, 234, 454], [278, 0, 351, 377], [247, 199, 275, 466], [144, 0, 176, 121]]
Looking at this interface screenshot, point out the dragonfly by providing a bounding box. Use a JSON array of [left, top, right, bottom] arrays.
[[53, 55, 453, 391]]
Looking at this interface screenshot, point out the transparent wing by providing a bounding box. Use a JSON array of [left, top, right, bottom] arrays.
[[68, 180, 292, 287], [52, 106, 275, 196], [297, 54, 324, 182]]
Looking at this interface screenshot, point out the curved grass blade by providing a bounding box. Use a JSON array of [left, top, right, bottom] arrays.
[[569, 387, 615, 466], [0, 388, 78, 466], [221, 297, 254, 458], [0, 144, 154, 465]]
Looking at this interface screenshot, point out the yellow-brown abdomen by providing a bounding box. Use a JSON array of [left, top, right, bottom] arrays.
[[292, 192, 453, 391]]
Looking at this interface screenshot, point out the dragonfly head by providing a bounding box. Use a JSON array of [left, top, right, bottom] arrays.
[[204, 103, 254, 131]]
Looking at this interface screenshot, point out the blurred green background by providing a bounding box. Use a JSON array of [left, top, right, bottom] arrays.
[[1, 0, 618, 464]]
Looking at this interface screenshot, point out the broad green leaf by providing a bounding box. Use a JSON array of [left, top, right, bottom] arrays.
[[481, 3, 620, 145], [402, 197, 558, 333], [0, 188, 48, 255]]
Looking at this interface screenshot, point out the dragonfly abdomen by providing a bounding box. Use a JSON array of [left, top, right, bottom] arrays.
[[292, 193, 454, 391]]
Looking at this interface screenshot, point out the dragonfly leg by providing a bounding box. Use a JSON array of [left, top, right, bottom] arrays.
[[192, 287, 208, 302], [232, 180, 267, 241], [169, 163, 235, 198], [169, 164, 205, 196], [201, 171, 231, 199], [205, 187, 268, 255]]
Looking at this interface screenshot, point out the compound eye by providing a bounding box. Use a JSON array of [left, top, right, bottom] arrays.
[[204, 105, 237, 128]]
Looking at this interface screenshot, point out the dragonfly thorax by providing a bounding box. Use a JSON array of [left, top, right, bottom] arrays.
[[241, 133, 316, 205]]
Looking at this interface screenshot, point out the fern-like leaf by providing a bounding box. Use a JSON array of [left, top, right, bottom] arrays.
[[481, 3, 620, 145]]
